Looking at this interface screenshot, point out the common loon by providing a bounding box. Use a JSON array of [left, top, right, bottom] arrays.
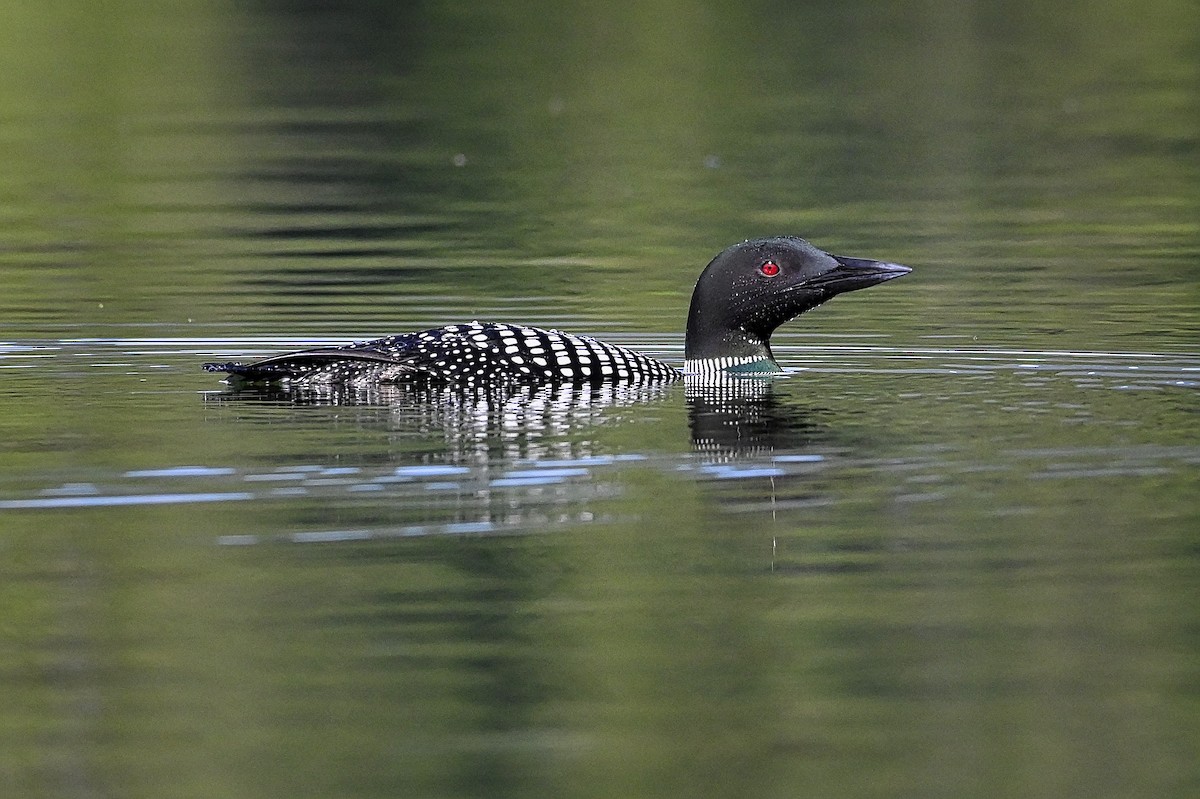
[[203, 237, 911, 387]]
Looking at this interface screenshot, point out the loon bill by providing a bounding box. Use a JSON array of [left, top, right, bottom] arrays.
[[203, 236, 911, 387]]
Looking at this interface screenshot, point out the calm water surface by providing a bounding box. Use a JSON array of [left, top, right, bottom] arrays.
[[2, 3, 1198, 799]]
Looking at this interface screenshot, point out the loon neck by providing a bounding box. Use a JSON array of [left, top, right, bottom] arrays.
[[684, 324, 775, 361], [682, 325, 782, 375]]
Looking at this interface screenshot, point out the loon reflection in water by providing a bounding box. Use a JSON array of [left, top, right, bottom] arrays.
[[204, 237, 910, 387], [202, 376, 821, 463]]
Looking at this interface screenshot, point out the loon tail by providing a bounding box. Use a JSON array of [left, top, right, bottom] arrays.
[[202, 348, 415, 382]]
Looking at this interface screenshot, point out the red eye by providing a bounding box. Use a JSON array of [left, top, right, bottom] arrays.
[[760, 260, 780, 277]]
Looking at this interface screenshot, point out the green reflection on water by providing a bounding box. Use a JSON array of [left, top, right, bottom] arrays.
[[3, 463, 1197, 798]]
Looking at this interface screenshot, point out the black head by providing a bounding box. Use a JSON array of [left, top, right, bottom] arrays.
[[684, 236, 911, 363]]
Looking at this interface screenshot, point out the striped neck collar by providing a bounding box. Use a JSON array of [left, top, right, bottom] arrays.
[[683, 356, 781, 376]]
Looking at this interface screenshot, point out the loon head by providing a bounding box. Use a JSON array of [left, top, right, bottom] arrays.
[[684, 236, 911, 371]]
